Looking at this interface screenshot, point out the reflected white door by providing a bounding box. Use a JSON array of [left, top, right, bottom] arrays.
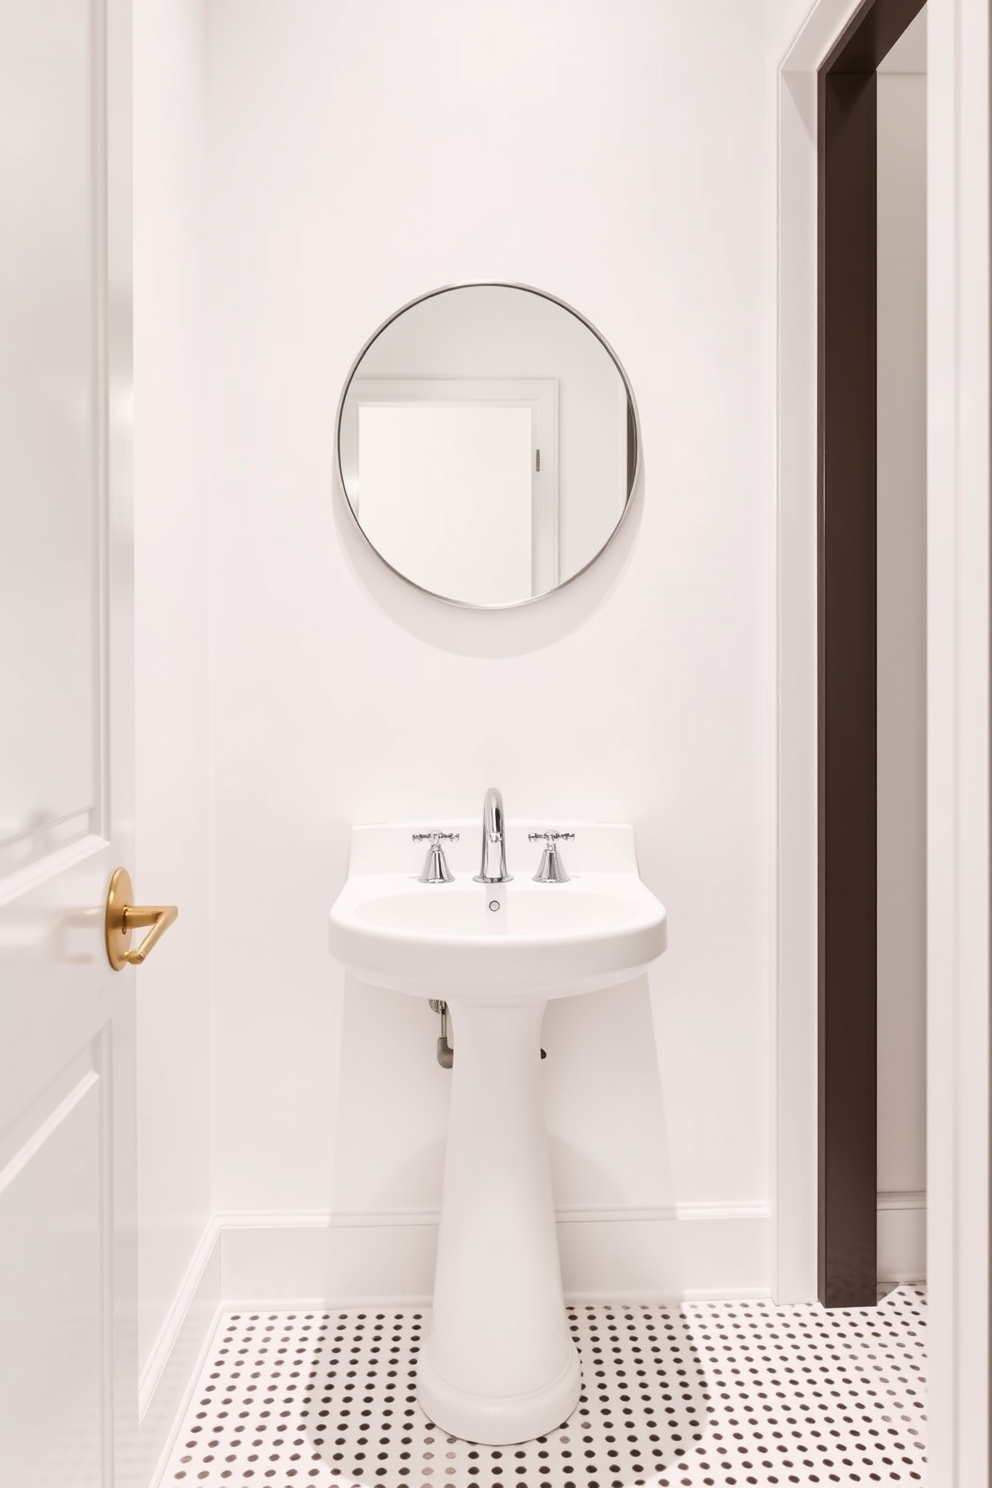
[[342, 377, 560, 602], [358, 403, 534, 603], [0, 4, 141, 1486]]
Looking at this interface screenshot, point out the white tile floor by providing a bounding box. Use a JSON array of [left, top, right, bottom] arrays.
[[159, 1286, 926, 1488]]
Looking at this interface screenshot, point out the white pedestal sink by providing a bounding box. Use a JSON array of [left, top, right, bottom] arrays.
[[329, 821, 667, 1445]]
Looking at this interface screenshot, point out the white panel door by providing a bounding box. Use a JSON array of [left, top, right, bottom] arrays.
[[0, 4, 143, 1486]]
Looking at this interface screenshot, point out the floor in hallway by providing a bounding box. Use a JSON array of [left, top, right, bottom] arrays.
[[158, 1285, 925, 1487]]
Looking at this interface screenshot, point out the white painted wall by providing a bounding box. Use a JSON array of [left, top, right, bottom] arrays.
[[206, 0, 775, 1295], [876, 62, 927, 1266], [351, 286, 626, 584], [133, 0, 213, 1381]]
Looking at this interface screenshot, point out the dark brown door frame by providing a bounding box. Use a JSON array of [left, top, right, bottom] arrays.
[[817, 0, 927, 1308]]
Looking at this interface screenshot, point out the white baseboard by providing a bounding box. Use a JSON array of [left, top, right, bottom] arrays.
[[215, 1202, 772, 1305], [220, 1209, 438, 1305], [877, 1190, 926, 1283], [559, 1203, 771, 1300], [136, 1190, 923, 1408], [137, 1218, 222, 1488], [138, 1218, 221, 1418]]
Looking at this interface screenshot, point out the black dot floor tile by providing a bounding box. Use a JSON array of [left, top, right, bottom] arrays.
[[158, 1287, 926, 1487]]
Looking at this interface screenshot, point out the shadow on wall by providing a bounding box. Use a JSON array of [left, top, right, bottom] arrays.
[[545, 977, 682, 1300], [330, 459, 645, 659], [330, 980, 453, 1215]]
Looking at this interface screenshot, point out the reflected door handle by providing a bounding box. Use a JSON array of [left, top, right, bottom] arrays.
[[105, 868, 179, 971]]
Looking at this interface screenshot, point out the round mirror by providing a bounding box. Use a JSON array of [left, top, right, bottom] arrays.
[[337, 284, 638, 608]]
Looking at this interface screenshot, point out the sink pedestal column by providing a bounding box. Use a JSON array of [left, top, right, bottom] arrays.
[[417, 995, 581, 1444]]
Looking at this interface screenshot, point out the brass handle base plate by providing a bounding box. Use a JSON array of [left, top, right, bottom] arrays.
[[105, 867, 135, 970], [105, 867, 178, 971]]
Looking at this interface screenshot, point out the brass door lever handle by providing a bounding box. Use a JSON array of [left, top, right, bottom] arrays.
[[105, 868, 179, 971]]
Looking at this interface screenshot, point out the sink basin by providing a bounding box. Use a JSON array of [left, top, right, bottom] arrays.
[[328, 820, 667, 1445], [330, 872, 666, 1000]]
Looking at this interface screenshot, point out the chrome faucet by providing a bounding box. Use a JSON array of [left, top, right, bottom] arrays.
[[474, 786, 513, 883]]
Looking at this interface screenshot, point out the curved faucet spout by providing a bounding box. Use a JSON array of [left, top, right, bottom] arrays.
[[474, 786, 513, 884]]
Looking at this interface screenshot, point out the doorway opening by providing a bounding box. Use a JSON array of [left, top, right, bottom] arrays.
[[778, 0, 990, 1475], [818, 0, 928, 1308]]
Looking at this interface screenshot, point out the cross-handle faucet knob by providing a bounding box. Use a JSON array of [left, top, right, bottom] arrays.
[[413, 831, 460, 884], [528, 830, 575, 884]]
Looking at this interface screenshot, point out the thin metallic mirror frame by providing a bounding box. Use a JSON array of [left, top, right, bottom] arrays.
[[334, 281, 642, 611]]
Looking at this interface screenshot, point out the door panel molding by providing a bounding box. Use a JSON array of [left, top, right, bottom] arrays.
[[0, 1032, 110, 1488], [0, 1069, 101, 1194], [0, 0, 115, 885]]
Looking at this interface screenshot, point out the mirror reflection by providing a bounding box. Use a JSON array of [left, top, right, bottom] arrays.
[[337, 285, 637, 607]]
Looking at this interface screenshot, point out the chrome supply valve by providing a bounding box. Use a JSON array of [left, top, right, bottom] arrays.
[[529, 830, 575, 883], [429, 998, 454, 1068], [413, 831, 459, 884]]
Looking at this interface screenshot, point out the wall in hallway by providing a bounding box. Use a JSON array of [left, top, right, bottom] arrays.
[[876, 30, 928, 1279]]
